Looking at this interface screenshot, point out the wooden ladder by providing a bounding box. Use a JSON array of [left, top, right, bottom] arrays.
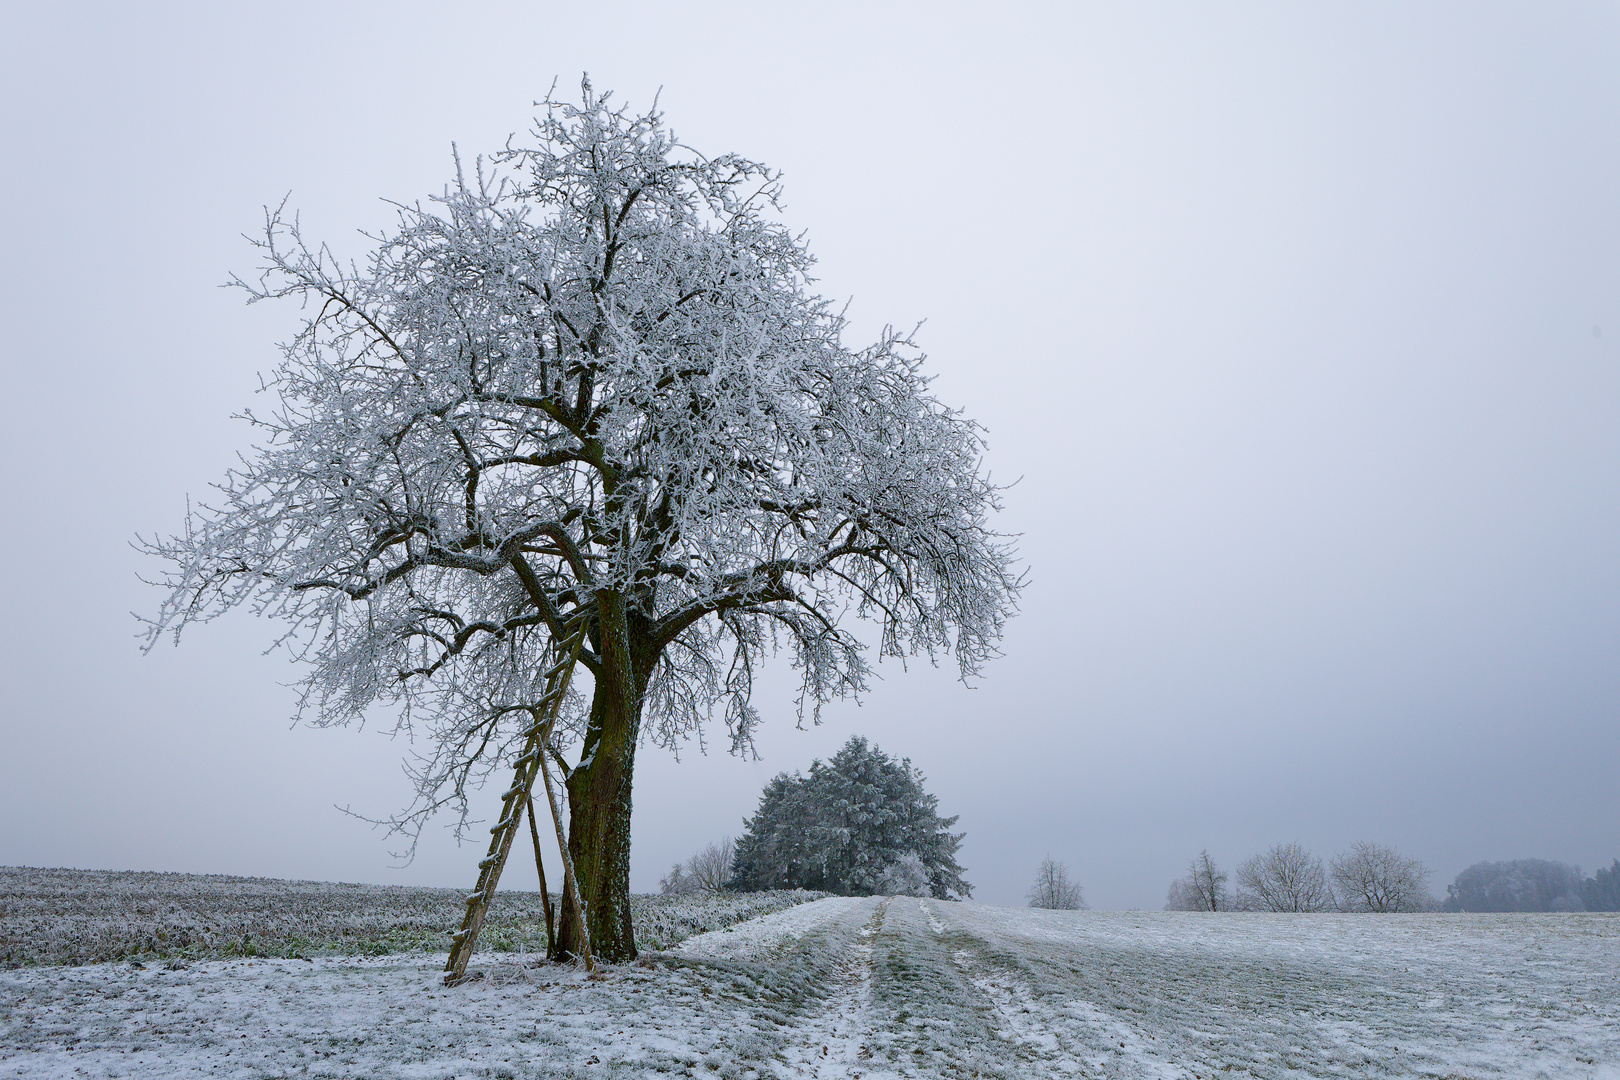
[[444, 620, 592, 984]]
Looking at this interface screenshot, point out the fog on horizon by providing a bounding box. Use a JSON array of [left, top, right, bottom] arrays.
[[1, 2, 1617, 911]]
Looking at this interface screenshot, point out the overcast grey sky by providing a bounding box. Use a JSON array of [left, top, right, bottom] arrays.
[[2, 2, 1617, 910]]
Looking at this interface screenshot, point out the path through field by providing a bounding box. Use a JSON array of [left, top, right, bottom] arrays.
[[5, 898, 1618, 1078]]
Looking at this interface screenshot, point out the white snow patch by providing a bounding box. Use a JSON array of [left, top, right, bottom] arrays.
[[919, 898, 946, 935], [675, 895, 869, 961]]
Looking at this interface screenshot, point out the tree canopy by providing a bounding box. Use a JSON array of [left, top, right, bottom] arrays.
[[140, 81, 1018, 960], [728, 736, 971, 900]]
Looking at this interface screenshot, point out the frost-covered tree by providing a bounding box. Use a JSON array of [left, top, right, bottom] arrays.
[[875, 854, 932, 898], [1234, 842, 1333, 912], [657, 862, 692, 897], [659, 838, 734, 896], [728, 736, 971, 899], [1027, 856, 1086, 910], [1166, 849, 1227, 911], [1329, 842, 1432, 913], [723, 773, 818, 892], [1164, 876, 1200, 911], [1442, 858, 1587, 912], [139, 82, 1019, 962], [1581, 859, 1620, 912]]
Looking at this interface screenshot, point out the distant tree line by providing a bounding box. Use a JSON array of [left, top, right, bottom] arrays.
[[1167, 847, 1620, 913], [1441, 858, 1620, 912], [1166, 842, 1433, 912]]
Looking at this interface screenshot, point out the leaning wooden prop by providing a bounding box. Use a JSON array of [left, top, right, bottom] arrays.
[[446, 621, 592, 983]]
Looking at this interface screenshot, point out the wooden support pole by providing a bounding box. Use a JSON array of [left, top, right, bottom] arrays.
[[538, 743, 593, 971], [527, 795, 556, 958]]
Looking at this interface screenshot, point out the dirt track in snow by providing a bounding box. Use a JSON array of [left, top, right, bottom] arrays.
[[5, 897, 1618, 1078]]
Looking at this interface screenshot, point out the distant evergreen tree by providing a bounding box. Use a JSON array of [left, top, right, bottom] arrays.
[[1581, 859, 1620, 912], [727, 773, 820, 892], [728, 736, 971, 899]]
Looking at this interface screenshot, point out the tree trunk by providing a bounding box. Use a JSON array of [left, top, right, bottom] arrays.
[[554, 592, 654, 963]]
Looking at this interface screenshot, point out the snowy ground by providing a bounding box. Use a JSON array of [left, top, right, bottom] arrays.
[[4, 898, 1617, 1078], [0, 867, 822, 964]]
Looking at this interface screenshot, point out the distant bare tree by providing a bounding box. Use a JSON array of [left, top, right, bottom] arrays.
[[1164, 876, 1199, 911], [1027, 856, 1086, 910], [1235, 842, 1333, 912], [659, 838, 735, 897], [1168, 850, 1227, 911], [658, 862, 694, 897], [687, 838, 735, 894], [1329, 842, 1432, 912], [1167, 850, 1227, 911]]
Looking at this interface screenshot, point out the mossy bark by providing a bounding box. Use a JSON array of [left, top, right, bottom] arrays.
[[553, 592, 656, 963]]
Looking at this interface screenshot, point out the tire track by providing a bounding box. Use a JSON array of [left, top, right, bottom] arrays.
[[765, 898, 885, 1079], [681, 896, 1018, 1077], [860, 898, 1026, 1078], [927, 900, 1194, 1079]]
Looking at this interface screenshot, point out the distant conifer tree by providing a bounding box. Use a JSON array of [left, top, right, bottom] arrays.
[[728, 737, 971, 899]]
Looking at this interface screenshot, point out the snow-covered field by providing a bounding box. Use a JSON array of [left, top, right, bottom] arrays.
[[0, 867, 822, 965], [4, 896, 1618, 1078]]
